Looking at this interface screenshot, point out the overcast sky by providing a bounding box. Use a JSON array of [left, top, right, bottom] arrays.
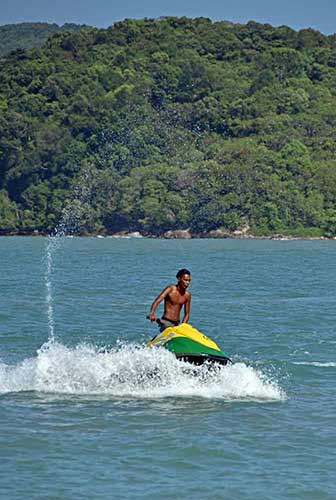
[[1, 0, 335, 34]]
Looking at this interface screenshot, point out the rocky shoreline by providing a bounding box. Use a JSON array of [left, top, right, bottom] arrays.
[[1, 228, 334, 240], [112, 229, 334, 240]]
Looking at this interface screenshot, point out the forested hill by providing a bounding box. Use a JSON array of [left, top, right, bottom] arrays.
[[1, 17, 336, 237], [0, 22, 87, 56]]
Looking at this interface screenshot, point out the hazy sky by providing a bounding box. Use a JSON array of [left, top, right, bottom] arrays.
[[1, 0, 335, 34]]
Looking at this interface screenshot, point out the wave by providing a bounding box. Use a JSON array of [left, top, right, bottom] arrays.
[[0, 342, 286, 401], [293, 361, 336, 367]]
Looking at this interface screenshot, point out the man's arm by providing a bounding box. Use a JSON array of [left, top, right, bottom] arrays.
[[181, 293, 191, 323], [148, 286, 173, 321]]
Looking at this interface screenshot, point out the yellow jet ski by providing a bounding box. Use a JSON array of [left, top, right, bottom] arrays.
[[147, 323, 231, 366]]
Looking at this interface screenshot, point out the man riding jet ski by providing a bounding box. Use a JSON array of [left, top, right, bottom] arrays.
[[147, 269, 231, 365]]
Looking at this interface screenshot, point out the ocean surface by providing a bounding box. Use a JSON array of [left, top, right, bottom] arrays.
[[0, 236, 335, 499]]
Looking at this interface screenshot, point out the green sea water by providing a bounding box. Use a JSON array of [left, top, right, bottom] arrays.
[[0, 237, 335, 499]]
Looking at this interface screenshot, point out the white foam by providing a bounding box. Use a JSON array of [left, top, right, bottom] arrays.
[[294, 361, 336, 367], [0, 342, 286, 401]]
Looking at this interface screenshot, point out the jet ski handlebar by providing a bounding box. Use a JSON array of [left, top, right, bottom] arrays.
[[146, 315, 163, 325]]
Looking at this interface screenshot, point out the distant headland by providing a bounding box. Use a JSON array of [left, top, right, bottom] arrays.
[[1, 18, 336, 239]]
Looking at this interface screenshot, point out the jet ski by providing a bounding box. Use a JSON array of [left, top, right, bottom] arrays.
[[146, 322, 231, 366]]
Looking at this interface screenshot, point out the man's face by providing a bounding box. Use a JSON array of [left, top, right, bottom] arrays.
[[178, 274, 191, 289]]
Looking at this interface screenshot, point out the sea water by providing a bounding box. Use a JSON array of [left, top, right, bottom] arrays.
[[0, 237, 335, 499]]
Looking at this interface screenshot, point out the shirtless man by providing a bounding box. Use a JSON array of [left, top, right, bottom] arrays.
[[148, 269, 191, 331]]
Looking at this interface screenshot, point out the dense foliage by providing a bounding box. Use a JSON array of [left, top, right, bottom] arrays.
[[1, 17, 336, 236], [0, 22, 86, 57]]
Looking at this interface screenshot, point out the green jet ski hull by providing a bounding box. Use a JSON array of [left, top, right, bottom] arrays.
[[146, 323, 231, 366]]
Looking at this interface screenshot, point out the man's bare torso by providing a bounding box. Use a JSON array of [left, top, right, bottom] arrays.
[[163, 285, 190, 322], [148, 270, 191, 325]]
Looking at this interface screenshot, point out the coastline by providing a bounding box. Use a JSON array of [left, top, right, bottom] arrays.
[[1, 229, 335, 240]]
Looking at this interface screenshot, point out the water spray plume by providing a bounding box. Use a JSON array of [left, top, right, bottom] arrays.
[[45, 165, 97, 341]]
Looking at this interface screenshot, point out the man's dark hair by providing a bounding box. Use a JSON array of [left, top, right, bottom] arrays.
[[176, 268, 191, 278]]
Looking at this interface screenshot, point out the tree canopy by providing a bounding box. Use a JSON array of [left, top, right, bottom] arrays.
[[1, 17, 336, 237], [0, 22, 86, 57]]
